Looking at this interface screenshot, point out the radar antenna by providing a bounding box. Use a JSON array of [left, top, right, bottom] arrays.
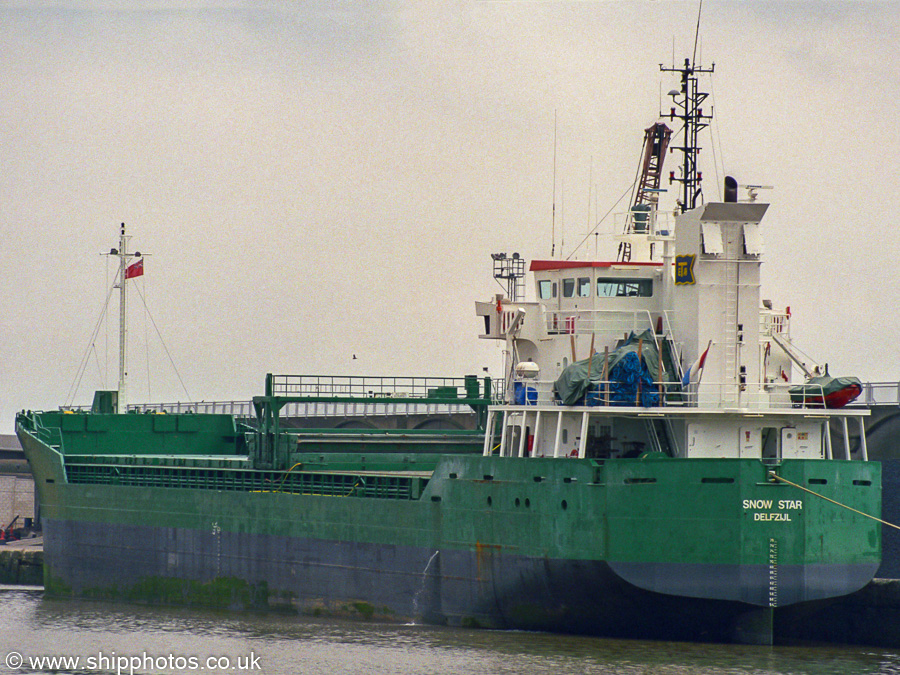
[[661, 58, 714, 213]]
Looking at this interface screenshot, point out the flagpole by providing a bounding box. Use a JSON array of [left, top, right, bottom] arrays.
[[118, 223, 128, 414], [114, 223, 146, 413]]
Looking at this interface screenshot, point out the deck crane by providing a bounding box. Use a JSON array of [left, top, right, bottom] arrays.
[[617, 122, 672, 262]]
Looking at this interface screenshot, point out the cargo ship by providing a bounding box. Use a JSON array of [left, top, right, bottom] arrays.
[[16, 59, 880, 645]]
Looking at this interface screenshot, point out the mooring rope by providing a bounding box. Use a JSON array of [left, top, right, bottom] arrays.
[[767, 471, 900, 531]]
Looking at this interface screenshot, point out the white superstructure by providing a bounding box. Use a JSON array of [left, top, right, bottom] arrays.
[[475, 200, 867, 463]]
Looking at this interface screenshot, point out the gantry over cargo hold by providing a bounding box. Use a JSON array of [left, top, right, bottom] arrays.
[[16, 58, 879, 645]]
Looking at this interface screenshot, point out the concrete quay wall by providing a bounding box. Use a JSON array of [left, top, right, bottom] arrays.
[[0, 547, 42, 585]]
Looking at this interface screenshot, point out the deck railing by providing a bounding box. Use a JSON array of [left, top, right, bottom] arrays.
[[613, 208, 676, 238], [127, 400, 257, 416], [542, 309, 658, 338], [267, 374, 488, 400], [56, 377, 895, 427], [505, 379, 844, 411], [760, 308, 791, 339], [858, 381, 900, 407], [125, 399, 482, 423]]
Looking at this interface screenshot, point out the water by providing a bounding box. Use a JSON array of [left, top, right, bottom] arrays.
[[2, 586, 900, 675]]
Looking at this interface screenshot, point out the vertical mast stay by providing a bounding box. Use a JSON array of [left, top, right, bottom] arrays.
[[661, 58, 714, 213]]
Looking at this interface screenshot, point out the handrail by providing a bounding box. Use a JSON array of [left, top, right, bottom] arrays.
[[46, 378, 893, 426], [858, 381, 900, 407], [614, 208, 675, 238], [266, 374, 490, 401], [541, 308, 659, 338], [505, 379, 862, 412], [760, 308, 791, 339], [130, 401, 256, 416]]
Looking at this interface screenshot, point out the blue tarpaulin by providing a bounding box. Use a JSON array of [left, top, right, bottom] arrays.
[[513, 382, 538, 405], [553, 330, 669, 407]]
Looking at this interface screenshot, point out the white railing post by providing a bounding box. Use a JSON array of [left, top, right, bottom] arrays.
[[482, 411, 495, 456], [578, 411, 590, 459], [553, 412, 564, 458], [518, 412, 528, 458], [841, 417, 851, 460], [858, 417, 868, 461], [499, 414, 510, 458]]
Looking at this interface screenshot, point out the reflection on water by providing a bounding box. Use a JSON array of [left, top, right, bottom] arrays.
[[1, 586, 899, 675]]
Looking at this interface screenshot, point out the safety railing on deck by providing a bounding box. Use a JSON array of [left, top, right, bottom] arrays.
[[129, 399, 481, 422], [760, 308, 791, 339], [858, 382, 900, 407], [505, 379, 846, 411], [16, 411, 62, 447], [129, 401, 256, 417], [542, 309, 658, 338], [613, 208, 676, 238], [267, 375, 488, 400]]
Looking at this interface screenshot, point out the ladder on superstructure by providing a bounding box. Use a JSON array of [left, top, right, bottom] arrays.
[[722, 259, 740, 404]]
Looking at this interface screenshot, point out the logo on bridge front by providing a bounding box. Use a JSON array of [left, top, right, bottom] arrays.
[[675, 255, 696, 285]]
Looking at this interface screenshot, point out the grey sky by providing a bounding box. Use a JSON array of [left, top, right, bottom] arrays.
[[2, 1, 898, 431]]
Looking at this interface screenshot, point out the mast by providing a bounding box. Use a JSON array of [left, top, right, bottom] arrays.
[[109, 223, 142, 413], [118, 225, 127, 412], [661, 58, 714, 213]]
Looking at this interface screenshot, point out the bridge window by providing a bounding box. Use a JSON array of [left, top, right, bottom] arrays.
[[578, 277, 591, 297], [562, 278, 575, 298], [597, 278, 653, 298], [539, 280, 557, 299]]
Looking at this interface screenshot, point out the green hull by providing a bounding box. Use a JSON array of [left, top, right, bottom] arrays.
[[15, 404, 881, 642]]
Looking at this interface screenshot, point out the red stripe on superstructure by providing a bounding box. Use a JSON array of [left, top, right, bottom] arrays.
[[529, 260, 663, 271]]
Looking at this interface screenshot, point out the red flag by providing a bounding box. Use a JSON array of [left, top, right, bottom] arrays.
[[125, 258, 144, 279]]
